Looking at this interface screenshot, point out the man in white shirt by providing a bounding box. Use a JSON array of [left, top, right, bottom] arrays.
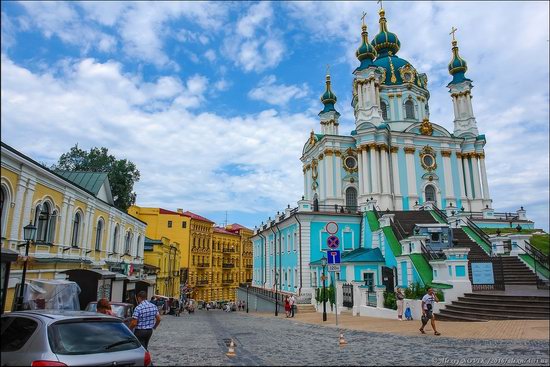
[[289, 294, 296, 318], [420, 288, 441, 336]]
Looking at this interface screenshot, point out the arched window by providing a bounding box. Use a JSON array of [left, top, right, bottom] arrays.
[[71, 212, 81, 247], [36, 203, 50, 242], [136, 235, 142, 257], [0, 186, 6, 236], [113, 224, 119, 253], [405, 100, 415, 119], [346, 187, 358, 209], [313, 193, 319, 211], [425, 185, 436, 203], [380, 100, 388, 120], [95, 219, 104, 251], [125, 231, 132, 254]]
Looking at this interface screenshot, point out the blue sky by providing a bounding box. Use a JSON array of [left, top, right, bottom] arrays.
[[1, 1, 549, 230]]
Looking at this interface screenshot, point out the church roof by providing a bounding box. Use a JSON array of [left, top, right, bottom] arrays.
[[55, 171, 108, 195], [182, 211, 214, 223]]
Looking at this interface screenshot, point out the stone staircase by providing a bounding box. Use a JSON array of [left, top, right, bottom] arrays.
[[452, 228, 489, 258], [500, 256, 541, 285], [437, 292, 550, 321], [296, 304, 316, 314]]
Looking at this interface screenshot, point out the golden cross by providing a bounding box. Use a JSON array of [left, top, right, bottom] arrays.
[[361, 11, 367, 26], [377, 0, 383, 10], [450, 26, 458, 41]]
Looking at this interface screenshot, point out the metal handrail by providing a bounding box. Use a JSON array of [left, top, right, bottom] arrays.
[[390, 220, 404, 241], [420, 240, 445, 262], [525, 240, 549, 269], [465, 217, 492, 248], [432, 205, 448, 222], [313, 204, 361, 215], [373, 207, 380, 219]]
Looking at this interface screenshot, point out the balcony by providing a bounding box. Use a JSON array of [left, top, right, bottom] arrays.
[[246, 264, 253, 269], [196, 263, 210, 268], [195, 280, 209, 287], [222, 279, 234, 285], [223, 248, 236, 253], [222, 263, 235, 269]]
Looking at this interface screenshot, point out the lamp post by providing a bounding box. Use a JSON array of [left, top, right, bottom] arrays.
[[246, 284, 249, 313], [274, 270, 279, 316], [321, 255, 327, 322], [16, 222, 37, 311]]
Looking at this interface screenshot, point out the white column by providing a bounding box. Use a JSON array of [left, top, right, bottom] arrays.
[[64, 198, 75, 247], [391, 148, 401, 196], [9, 177, 27, 242], [319, 157, 326, 201], [58, 197, 69, 246], [369, 145, 379, 193], [335, 154, 342, 198], [374, 84, 380, 106], [471, 154, 482, 199], [358, 82, 364, 108], [357, 149, 364, 195], [373, 146, 381, 194], [463, 156, 473, 199], [84, 207, 94, 250], [479, 154, 490, 200], [303, 168, 307, 200], [21, 178, 37, 227], [442, 153, 454, 200], [380, 147, 390, 194], [326, 153, 334, 198], [388, 96, 396, 120], [456, 153, 466, 199], [452, 95, 459, 119], [363, 147, 371, 194], [405, 148, 417, 196]]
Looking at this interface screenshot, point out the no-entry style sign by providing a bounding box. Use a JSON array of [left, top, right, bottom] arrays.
[[327, 235, 340, 249], [326, 222, 338, 235]]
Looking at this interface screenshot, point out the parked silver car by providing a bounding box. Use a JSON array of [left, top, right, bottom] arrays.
[[1, 310, 152, 366]]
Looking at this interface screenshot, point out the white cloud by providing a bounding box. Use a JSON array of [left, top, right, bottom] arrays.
[[248, 75, 309, 106], [223, 2, 286, 73], [204, 49, 216, 63], [1, 55, 316, 214]]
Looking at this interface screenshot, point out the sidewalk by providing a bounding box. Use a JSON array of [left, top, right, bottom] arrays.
[[250, 311, 549, 340]]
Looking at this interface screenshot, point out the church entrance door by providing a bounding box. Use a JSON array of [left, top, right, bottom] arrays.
[[382, 266, 395, 293]]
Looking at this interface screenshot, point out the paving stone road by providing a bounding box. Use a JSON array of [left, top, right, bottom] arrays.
[[148, 310, 549, 366]]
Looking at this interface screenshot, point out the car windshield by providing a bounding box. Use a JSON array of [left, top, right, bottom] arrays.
[[48, 320, 140, 355], [86, 303, 126, 318]]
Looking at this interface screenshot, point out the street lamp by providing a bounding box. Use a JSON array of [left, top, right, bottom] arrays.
[[274, 270, 279, 316], [321, 255, 327, 322], [246, 285, 249, 313], [16, 222, 37, 311]]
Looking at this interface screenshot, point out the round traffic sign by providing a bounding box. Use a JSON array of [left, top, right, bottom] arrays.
[[326, 222, 338, 235], [327, 235, 340, 249]]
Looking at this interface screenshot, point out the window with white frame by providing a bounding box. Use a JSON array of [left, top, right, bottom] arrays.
[[95, 219, 104, 251], [112, 224, 119, 253], [0, 186, 6, 236], [311, 271, 317, 287], [380, 100, 388, 120], [71, 212, 81, 247], [294, 232, 297, 251], [405, 99, 415, 119], [35, 202, 57, 243], [287, 234, 291, 252], [124, 231, 132, 254]]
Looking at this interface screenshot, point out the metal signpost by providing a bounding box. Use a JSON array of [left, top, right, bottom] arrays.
[[326, 232, 341, 328]]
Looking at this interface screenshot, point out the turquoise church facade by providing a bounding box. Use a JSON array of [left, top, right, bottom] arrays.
[[251, 8, 535, 304]]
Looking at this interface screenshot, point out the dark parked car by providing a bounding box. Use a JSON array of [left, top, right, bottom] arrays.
[[1, 310, 152, 366], [85, 301, 134, 326]]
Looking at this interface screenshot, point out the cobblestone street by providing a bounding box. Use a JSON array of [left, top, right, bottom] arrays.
[[148, 310, 549, 366]]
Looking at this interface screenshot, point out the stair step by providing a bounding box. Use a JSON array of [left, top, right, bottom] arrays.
[[438, 308, 548, 320], [445, 304, 549, 317], [436, 311, 487, 322], [455, 300, 550, 310], [462, 294, 550, 302]]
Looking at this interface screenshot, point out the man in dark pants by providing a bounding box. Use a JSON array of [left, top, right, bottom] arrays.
[[129, 291, 161, 349]]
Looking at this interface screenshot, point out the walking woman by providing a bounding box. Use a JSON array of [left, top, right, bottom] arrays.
[[395, 287, 405, 320], [284, 296, 291, 318]]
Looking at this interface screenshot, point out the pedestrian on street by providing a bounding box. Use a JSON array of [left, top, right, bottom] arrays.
[[129, 291, 161, 350], [419, 288, 441, 336], [289, 294, 296, 318], [284, 296, 291, 318], [97, 298, 115, 316], [395, 287, 405, 321]]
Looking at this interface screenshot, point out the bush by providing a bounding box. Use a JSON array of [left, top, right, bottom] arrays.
[[384, 291, 397, 310], [403, 282, 445, 302]]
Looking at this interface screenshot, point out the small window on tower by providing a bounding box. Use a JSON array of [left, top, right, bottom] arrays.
[[405, 100, 415, 119], [168, 221, 172, 228], [381, 101, 388, 120], [182, 221, 187, 228]]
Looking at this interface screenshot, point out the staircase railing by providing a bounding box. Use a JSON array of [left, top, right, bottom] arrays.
[[432, 205, 448, 222], [464, 217, 492, 250], [525, 240, 549, 271], [513, 241, 550, 289], [373, 207, 380, 219], [390, 219, 406, 241], [420, 240, 446, 262]]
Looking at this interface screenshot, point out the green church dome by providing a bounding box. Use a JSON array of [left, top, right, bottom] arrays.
[[371, 8, 401, 57], [320, 74, 338, 113], [448, 39, 470, 85], [355, 24, 377, 71]]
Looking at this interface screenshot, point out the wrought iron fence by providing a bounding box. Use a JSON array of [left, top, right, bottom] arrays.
[[365, 290, 377, 307], [314, 204, 361, 215]]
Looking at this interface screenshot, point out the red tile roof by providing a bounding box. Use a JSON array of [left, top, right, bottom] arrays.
[[182, 211, 214, 223], [213, 227, 238, 235], [159, 208, 185, 216], [225, 223, 251, 233]]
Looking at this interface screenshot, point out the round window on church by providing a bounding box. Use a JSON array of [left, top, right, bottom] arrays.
[[422, 154, 435, 169], [344, 156, 357, 171]]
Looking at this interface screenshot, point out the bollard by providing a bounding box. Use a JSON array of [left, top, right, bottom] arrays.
[[338, 332, 347, 346], [226, 339, 236, 357]]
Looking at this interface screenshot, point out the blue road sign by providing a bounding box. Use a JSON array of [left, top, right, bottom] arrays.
[[327, 235, 340, 249], [327, 250, 341, 264]]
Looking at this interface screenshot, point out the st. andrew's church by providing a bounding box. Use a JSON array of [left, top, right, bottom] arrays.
[[248, 7, 544, 321]]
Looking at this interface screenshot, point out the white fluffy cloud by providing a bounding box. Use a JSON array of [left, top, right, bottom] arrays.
[[1, 55, 315, 214], [248, 75, 309, 106]]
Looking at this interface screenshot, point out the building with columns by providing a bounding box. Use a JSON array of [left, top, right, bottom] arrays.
[[251, 7, 539, 312], [1, 142, 149, 312]]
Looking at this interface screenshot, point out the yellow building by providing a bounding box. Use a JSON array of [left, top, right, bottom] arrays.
[[1, 142, 148, 312], [128, 206, 190, 297], [186, 211, 215, 302], [143, 236, 180, 297]]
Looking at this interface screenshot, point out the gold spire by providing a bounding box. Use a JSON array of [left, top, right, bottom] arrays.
[[378, 4, 388, 32]]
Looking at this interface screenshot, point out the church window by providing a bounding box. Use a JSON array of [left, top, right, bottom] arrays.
[[345, 187, 358, 209], [0, 186, 5, 236], [380, 101, 388, 120], [95, 219, 104, 251], [422, 154, 435, 168], [71, 212, 81, 248], [313, 194, 319, 211], [425, 185, 436, 203], [405, 100, 415, 119], [344, 156, 357, 171]]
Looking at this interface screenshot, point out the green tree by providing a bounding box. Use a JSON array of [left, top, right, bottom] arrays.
[[52, 145, 140, 211]]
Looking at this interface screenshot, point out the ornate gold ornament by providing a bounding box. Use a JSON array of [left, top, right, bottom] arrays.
[[311, 159, 318, 179], [420, 145, 437, 171], [404, 146, 416, 154], [309, 130, 317, 146], [420, 117, 433, 136], [441, 150, 452, 157], [343, 155, 358, 173], [379, 68, 387, 84], [390, 146, 399, 153], [388, 56, 397, 83], [399, 64, 416, 84]]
